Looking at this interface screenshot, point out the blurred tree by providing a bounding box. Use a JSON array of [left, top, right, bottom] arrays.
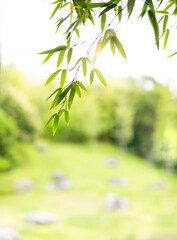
[[129, 79, 170, 160]]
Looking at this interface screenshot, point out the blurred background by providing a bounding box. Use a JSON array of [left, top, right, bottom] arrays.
[[0, 0, 177, 240]]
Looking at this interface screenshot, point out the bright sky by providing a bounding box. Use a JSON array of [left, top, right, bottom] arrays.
[[1, 0, 177, 87]]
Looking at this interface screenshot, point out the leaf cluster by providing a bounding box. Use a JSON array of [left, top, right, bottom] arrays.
[[39, 0, 177, 134]]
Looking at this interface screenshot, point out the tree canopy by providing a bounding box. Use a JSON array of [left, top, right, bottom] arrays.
[[39, 0, 177, 135]]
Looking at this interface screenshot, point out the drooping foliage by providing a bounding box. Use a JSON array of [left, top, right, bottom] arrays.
[[40, 0, 177, 134]]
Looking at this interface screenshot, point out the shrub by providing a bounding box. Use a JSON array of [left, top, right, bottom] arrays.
[[0, 109, 18, 170]]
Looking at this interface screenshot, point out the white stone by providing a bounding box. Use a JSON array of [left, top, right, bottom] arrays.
[[0, 228, 20, 240], [14, 178, 34, 194], [26, 212, 57, 224], [105, 157, 119, 167], [104, 193, 130, 211], [107, 177, 130, 186]]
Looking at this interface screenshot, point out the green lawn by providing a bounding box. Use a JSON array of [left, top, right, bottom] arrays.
[[0, 142, 177, 240]]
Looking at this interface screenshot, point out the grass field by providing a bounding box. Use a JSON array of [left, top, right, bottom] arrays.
[[0, 141, 177, 240]]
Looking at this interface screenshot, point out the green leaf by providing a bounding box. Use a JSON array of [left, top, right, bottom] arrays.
[[148, 10, 160, 49], [128, 0, 136, 18], [53, 114, 59, 136], [162, 15, 168, 35], [82, 58, 87, 77], [64, 110, 69, 124], [45, 69, 61, 86], [90, 69, 94, 84], [168, 52, 177, 58], [73, 57, 84, 68], [156, 10, 169, 14], [94, 68, 107, 87], [42, 53, 53, 64], [45, 88, 62, 101], [147, 0, 155, 14], [51, 0, 62, 5], [118, 5, 122, 22], [110, 37, 115, 56], [100, 30, 110, 51], [60, 70, 67, 88], [113, 36, 127, 60], [75, 29, 80, 38], [164, 2, 174, 11], [50, 85, 72, 109], [57, 50, 65, 68], [139, 0, 148, 18], [50, 3, 61, 19], [93, 39, 102, 63], [164, 29, 169, 50], [99, 4, 117, 17], [39, 45, 67, 54], [56, 12, 73, 30], [58, 109, 65, 117], [76, 81, 87, 91], [68, 84, 76, 109], [86, 57, 92, 65], [101, 14, 106, 31], [67, 48, 73, 65], [67, 38, 71, 48], [44, 113, 57, 128], [76, 85, 81, 98], [66, 19, 78, 34]]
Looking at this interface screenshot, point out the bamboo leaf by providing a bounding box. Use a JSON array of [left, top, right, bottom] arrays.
[[51, 0, 61, 5], [58, 109, 65, 117], [101, 14, 106, 31], [100, 29, 111, 51], [67, 48, 73, 65], [50, 3, 61, 19], [66, 19, 78, 34], [39, 45, 67, 54], [50, 85, 72, 109], [76, 85, 81, 98], [45, 69, 61, 86], [70, 2, 73, 23], [110, 37, 115, 56], [148, 10, 160, 49], [82, 58, 87, 77], [53, 114, 59, 135], [44, 113, 57, 128], [60, 70, 67, 88], [73, 57, 84, 68], [113, 36, 127, 60], [86, 57, 92, 65], [56, 12, 73, 29], [76, 81, 87, 91], [57, 50, 65, 68], [128, 0, 136, 18], [94, 68, 107, 87], [93, 39, 102, 63], [68, 84, 76, 109], [168, 52, 177, 58], [99, 4, 117, 17], [139, 0, 148, 18], [118, 5, 122, 22], [75, 29, 80, 38], [45, 88, 62, 101], [64, 110, 69, 124], [42, 53, 53, 64], [163, 15, 168, 35], [90, 69, 94, 84], [164, 29, 169, 50]]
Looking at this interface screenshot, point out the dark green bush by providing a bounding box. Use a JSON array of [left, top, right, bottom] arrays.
[[0, 109, 18, 170], [0, 94, 37, 140]]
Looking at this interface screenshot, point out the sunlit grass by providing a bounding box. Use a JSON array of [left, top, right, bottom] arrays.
[[0, 141, 177, 240]]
